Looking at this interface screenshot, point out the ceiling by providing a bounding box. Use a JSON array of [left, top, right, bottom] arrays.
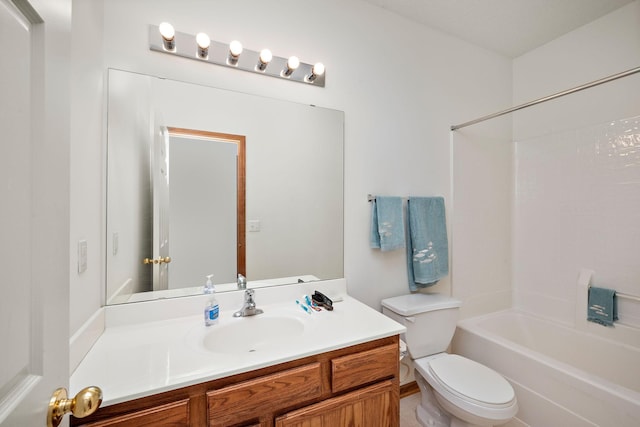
[[360, 0, 634, 58]]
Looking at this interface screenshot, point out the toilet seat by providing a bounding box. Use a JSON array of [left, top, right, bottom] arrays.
[[414, 354, 518, 423], [429, 354, 515, 406]]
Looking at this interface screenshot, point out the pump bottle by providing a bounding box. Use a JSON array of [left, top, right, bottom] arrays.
[[204, 274, 219, 326]]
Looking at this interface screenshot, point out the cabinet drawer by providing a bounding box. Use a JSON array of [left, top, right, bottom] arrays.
[[81, 399, 189, 427], [331, 344, 398, 393], [207, 362, 322, 427]]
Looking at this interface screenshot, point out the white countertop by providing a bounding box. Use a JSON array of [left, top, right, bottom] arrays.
[[71, 283, 405, 407]]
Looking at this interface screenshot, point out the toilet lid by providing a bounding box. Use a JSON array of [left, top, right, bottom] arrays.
[[428, 355, 515, 405], [381, 293, 462, 316]]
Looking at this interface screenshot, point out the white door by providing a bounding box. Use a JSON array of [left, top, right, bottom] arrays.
[[0, 0, 79, 426]]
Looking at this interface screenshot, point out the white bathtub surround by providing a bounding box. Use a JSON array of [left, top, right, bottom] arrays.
[[514, 116, 640, 328], [453, 309, 640, 427], [575, 269, 640, 347], [70, 279, 405, 407], [511, 0, 640, 352], [450, 115, 514, 320]]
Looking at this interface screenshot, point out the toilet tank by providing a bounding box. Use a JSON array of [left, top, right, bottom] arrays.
[[381, 293, 461, 359]]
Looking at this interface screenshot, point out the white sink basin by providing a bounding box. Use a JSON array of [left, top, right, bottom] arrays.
[[199, 314, 306, 354]]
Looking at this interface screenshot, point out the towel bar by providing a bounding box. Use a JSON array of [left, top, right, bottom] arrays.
[[617, 292, 640, 303], [368, 194, 434, 202], [588, 285, 640, 303], [369, 194, 408, 202]]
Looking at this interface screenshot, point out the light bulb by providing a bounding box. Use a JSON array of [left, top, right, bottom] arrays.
[[257, 49, 272, 71], [260, 49, 272, 64], [283, 56, 300, 76], [229, 40, 243, 57], [196, 32, 210, 49], [287, 56, 300, 70], [228, 40, 243, 65], [312, 62, 325, 76], [196, 32, 210, 58], [308, 62, 325, 82], [159, 22, 175, 50], [159, 22, 175, 40]]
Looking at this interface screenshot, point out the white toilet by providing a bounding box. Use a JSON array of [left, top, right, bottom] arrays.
[[382, 293, 518, 427]]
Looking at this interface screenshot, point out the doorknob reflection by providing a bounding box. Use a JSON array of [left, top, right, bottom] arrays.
[[47, 386, 102, 427], [143, 256, 172, 265]]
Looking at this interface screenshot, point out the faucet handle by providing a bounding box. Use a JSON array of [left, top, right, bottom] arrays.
[[244, 289, 255, 301]]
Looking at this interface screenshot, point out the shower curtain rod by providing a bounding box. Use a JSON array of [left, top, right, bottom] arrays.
[[450, 66, 640, 131]]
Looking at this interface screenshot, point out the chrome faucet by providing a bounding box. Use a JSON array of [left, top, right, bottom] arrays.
[[233, 289, 263, 317], [237, 274, 247, 290]]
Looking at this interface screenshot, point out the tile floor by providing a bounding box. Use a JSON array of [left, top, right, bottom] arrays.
[[400, 393, 524, 427], [400, 393, 422, 427]]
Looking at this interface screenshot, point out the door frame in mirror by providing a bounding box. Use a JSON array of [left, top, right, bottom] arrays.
[[167, 127, 246, 276]]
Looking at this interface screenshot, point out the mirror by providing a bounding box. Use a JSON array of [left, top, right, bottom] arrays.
[[106, 69, 344, 304]]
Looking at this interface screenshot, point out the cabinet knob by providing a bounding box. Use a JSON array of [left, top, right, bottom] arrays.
[[47, 386, 102, 427]]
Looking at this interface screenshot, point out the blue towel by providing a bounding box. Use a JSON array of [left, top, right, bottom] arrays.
[[370, 196, 405, 251], [587, 286, 618, 326], [406, 197, 449, 291]]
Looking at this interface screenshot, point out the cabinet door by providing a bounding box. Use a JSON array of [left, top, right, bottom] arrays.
[[275, 380, 398, 427]]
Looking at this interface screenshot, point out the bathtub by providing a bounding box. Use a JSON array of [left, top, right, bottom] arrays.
[[451, 309, 640, 427]]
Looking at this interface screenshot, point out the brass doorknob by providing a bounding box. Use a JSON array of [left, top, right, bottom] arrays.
[[143, 256, 172, 264], [47, 386, 102, 427]]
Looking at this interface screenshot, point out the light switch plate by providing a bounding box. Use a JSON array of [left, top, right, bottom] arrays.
[[248, 220, 261, 232]]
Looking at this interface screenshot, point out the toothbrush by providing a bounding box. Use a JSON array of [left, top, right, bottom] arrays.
[[296, 300, 312, 314], [304, 295, 321, 311]]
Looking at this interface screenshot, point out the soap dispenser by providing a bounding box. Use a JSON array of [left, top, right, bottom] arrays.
[[204, 274, 215, 294], [204, 274, 219, 326]]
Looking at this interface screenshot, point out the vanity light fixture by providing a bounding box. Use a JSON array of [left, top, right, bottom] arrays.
[[148, 24, 325, 87], [228, 40, 243, 65], [196, 32, 210, 58], [282, 56, 300, 77], [257, 48, 272, 71], [159, 22, 175, 51]]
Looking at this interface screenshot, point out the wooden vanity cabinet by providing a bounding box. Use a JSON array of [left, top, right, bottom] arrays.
[[72, 335, 399, 427]]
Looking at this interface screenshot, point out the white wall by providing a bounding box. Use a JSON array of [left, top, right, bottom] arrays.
[[70, 0, 105, 334], [512, 1, 640, 328], [513, 1, 640, 140], [69, 0, 512, 334]]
